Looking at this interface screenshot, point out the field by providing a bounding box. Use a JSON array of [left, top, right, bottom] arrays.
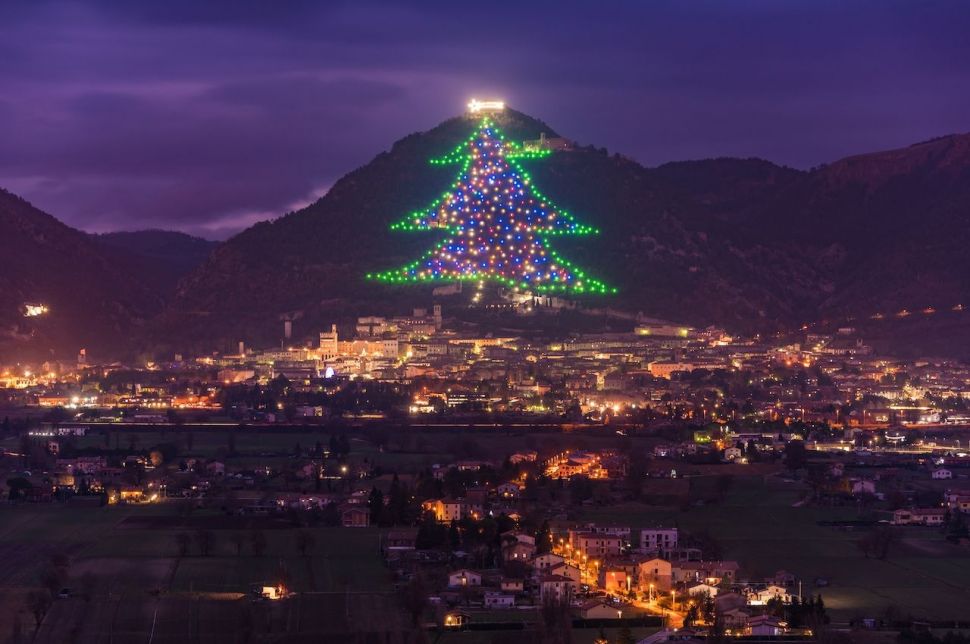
[[4, 425, 970, 629], [0, 501, 397, 642], [580, 475, 970, 622]]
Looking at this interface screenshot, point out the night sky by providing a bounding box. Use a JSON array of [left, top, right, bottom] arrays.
[[2, 1, 969, 239]]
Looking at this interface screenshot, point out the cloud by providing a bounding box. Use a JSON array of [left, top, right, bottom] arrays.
[[0, 1, 968, 237]]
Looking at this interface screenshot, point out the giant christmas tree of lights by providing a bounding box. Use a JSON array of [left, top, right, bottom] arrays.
[[369, 117, 614, 295]]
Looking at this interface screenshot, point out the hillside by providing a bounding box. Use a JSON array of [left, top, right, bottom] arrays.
[[156, 109, 823, 350], [156, 109, 970, 354], [0, 190, 164, 360], [93, 230, 218, 295]]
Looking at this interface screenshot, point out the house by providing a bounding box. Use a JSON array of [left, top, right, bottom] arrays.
[[533, 552, 565, 572], [501, 578, 524, 593], [569, 530, 624, 558], [443, 610, 470, 629], [748, 614, 785, 636], [750, 585, 790, 605], [509, 451, 538, 464], [601, 569, 632, 594], [341, 507, 370, 528], [638, 557, 673, 592], [484, 592, 515, 609], [773, 570, 796, 587], [497, 482, 522, 499], [640, 528, 678, 554], [539, 574, 574, 602], [550, 562, 582, 586], [579, 599, 624, 620], [932, 468, 953, 480], [448, 569, 482, 588], [892, 508, 945, 526], [946, 493, 970, 514], [712, 561, 740, 583], [672, 560, 739, 585], [714, 591, 747, 613], [686, 583, 719, 598], [723, 447, 742, 461], [587, 524, 632, 540], [425, 498, 462, 522], [385, 528, 418, 551], [501, 531, 537, 562], [721, 607, 751, 630]]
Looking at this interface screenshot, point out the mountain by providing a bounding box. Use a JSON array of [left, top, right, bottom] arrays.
[[0, 190, 164, 360], [93, 230, 218, 295], [750, 134, 970, 316], [150, 110, 970, 355]]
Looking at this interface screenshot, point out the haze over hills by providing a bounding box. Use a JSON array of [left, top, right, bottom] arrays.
[[3, 109, 970, 360], [158, 108, 970, 355]]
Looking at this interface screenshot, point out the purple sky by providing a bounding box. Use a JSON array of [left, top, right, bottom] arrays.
[[2, 1, 969, 239]]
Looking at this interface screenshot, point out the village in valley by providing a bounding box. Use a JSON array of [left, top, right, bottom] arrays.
[[2, 353, 970, 643]]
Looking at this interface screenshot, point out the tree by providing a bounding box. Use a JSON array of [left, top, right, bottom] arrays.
[[858, 526, 897, 560], [784, 440, 807, 471], [195, 529, 214, 556], [6, 477, 31, 501], [250, 530, 267, 557], [230, 532, 246, 556], [295, 530, 316, 557], [175, 532, 191, 557], [616, 626, 636, 644], [368, 487, 385, 526], [79, 572, 98, 602], [684, 604, 700, 627], [27, 590, 51, 629], [538, 595, 572, 644], [370, 117, 613, 295], [402, 573, 429, 628]]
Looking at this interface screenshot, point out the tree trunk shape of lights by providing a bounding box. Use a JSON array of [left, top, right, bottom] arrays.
[[368, 117, 614, 295]]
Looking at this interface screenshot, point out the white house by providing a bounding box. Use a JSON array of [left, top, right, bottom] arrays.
[[539, 574, 573, 602], [686, 583, 719, 597], [533, 552, 565, 572], [932, 468, 953, 480], [448, 569, 482, 588], [484, 592, 515, 609], [892, 508, 945, 526], [723, 447, 743, 461], [749, 585, 791, 605]]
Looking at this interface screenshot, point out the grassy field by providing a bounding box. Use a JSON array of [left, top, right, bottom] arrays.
[[580, 475, 970, 621], [0, 503, 394, 607]]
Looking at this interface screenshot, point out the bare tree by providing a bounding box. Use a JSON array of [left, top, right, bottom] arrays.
[[27, 590, 51, 630], [195, 529, 215, 556], [230, 532, 245, 556], [250, 530, 267, 557], [295, 530, 315, 557], [175, 532, 191, 557]]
